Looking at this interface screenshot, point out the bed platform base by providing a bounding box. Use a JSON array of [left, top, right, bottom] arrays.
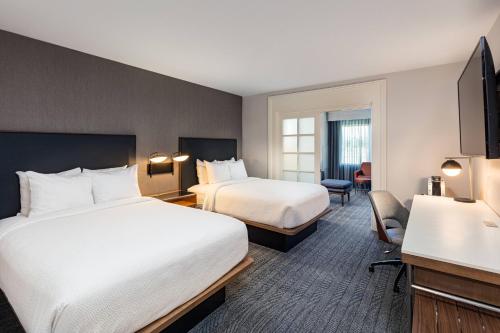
[[138, 256, 253, 333], [160, 288, 225, 333], [242, 208, 332, 252]]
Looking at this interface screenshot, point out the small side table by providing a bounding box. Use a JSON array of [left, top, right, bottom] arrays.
[[150, 190, 197, 208]]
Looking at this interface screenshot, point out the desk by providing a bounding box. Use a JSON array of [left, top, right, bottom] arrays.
[[402, 195, 500, 332]]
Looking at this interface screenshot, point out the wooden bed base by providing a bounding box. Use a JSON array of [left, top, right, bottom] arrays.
[[242, 207, 332, 252], [138, 256, 253, 333]]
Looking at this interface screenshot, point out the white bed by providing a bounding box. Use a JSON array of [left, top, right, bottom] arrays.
[[188, 177, 330, 229], [0, 197, 248, 333]]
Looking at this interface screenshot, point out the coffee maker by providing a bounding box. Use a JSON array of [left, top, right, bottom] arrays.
[[428, 176, 446, 196]]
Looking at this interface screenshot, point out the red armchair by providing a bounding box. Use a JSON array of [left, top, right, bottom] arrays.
[[354, 162, 371, 191]]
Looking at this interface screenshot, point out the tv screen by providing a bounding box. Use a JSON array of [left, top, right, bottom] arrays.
[[458, 36, 499, 158]]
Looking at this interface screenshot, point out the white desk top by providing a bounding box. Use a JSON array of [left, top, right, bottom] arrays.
[[402, 195, 500, 275]]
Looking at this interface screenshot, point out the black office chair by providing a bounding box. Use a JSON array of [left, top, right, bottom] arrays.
[[367, 191, 409, 292]]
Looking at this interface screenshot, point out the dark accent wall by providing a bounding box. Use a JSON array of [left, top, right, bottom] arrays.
[[0, 29, 242, 194]]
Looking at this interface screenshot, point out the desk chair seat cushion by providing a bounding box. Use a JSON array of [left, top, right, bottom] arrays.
[[384, 219, 403, 229], [386, 228, 405, 245]]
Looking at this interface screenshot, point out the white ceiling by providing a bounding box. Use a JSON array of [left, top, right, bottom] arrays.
[[0, 0, 499, 96]]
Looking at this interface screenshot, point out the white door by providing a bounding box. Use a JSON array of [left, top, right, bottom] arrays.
[[280, 116, 317, 183]]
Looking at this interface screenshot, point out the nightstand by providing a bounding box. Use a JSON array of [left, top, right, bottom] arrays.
[[150, 190, 197, 208]]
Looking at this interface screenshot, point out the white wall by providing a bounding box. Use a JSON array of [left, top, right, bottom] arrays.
[[243, 63, 469, 206], [242, 94, 269, 179]]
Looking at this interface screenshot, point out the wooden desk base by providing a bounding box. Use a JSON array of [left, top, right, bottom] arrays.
[[413, 289, 500, 332], [407, 265, 500, 332]]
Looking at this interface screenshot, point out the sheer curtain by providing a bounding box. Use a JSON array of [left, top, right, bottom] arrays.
[[327, 119, 371, 181]]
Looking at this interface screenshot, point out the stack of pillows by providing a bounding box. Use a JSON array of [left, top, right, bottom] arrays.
[[196, 158, 248, 185], [16, 165, 141, 217]]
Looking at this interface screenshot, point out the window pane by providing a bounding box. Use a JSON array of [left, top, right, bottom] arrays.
[[283, 171, 298, 182], [283, 154, 298, 170], [299, 136, 314, 153], [339, 119, 371, 165], [299, 117, 314, 134], [283, 136, 297, 153], [298, 154, 314, 171], [298, 172, 315, 183], [283, 118, 297, 135]]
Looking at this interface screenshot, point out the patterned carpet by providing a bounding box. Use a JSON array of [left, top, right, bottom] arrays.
[[0, 193, 409, 333], [191, 193, 409, 333]]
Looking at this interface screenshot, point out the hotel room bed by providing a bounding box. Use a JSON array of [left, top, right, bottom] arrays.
[[0, 197, 248, 333], [189, 177, 330, 229], [0, 131, 252, 333]]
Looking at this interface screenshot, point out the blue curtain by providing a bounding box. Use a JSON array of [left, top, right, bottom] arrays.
[[327, 119, 371, 182]]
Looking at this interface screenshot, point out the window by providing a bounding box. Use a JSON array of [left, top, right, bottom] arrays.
[[339, 119, 371, 166], [281, 117, 315, 183]]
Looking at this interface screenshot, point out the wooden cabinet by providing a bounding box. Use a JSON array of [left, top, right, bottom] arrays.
[[413, 289, 500, 332], [406, 265, 500, 332]]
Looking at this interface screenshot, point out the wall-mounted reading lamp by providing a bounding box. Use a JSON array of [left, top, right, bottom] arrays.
[[440, 156, 475, 203], [147, 152, 189, 177]]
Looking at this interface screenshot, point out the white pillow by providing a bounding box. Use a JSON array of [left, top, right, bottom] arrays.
[[196, 158, 235, 185], [205, 161, 232, 184], [26, 172, 93, 217], [196, 159, 208, 185], [87, 164, 141, 203], [228, 159, 248, 180], [82, 166, 127, 173], [16, 167, 81, 216]]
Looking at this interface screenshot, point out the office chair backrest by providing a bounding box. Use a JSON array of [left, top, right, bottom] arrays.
[[368, 191, 409, 244]]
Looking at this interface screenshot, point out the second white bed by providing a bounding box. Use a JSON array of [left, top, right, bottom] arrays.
[[189, 177, 330, 229]]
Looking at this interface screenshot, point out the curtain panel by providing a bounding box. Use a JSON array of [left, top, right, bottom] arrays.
[[326, 119, 371, 182]]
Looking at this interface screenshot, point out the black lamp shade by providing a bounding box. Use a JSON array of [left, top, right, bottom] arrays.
[[441, 159, 462, 177]]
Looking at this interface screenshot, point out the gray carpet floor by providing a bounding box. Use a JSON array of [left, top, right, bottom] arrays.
[[0, 193, 409, 333], [191, 193, 409, 333]]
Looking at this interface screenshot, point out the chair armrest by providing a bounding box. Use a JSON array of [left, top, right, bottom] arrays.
[[354, 170, 362, 178]]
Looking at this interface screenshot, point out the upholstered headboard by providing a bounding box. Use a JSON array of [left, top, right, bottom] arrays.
[[178, 137, 237, 191], [0, 131, 136, 219]]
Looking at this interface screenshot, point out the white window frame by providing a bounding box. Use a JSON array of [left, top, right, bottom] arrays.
[[281, 117, 316, 182], [270, 111, 323, 183]]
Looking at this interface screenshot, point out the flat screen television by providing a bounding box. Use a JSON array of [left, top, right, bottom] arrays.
[[458, 36, 500, 159]]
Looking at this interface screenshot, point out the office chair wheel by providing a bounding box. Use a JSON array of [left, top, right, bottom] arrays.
[[368, 265, 374, 272]]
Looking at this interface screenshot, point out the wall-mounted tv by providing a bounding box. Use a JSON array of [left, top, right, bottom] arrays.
[[458, 36, 500, 159]]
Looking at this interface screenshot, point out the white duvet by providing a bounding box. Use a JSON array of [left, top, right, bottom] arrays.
[[189, 178, 330, 229], [0, 197, 248, 333]]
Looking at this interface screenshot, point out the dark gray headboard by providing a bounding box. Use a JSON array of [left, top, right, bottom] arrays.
[[179, 137, 237, 191], [0, 132, 136, 219]]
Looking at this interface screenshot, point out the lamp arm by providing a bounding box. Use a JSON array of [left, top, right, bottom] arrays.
[[468, 156, 473, 201]]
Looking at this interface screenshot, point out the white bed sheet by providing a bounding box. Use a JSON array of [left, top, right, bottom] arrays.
[[195, 192, 205, 206], [0, 197, 248, 333], [189, 178, 330, 229]]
